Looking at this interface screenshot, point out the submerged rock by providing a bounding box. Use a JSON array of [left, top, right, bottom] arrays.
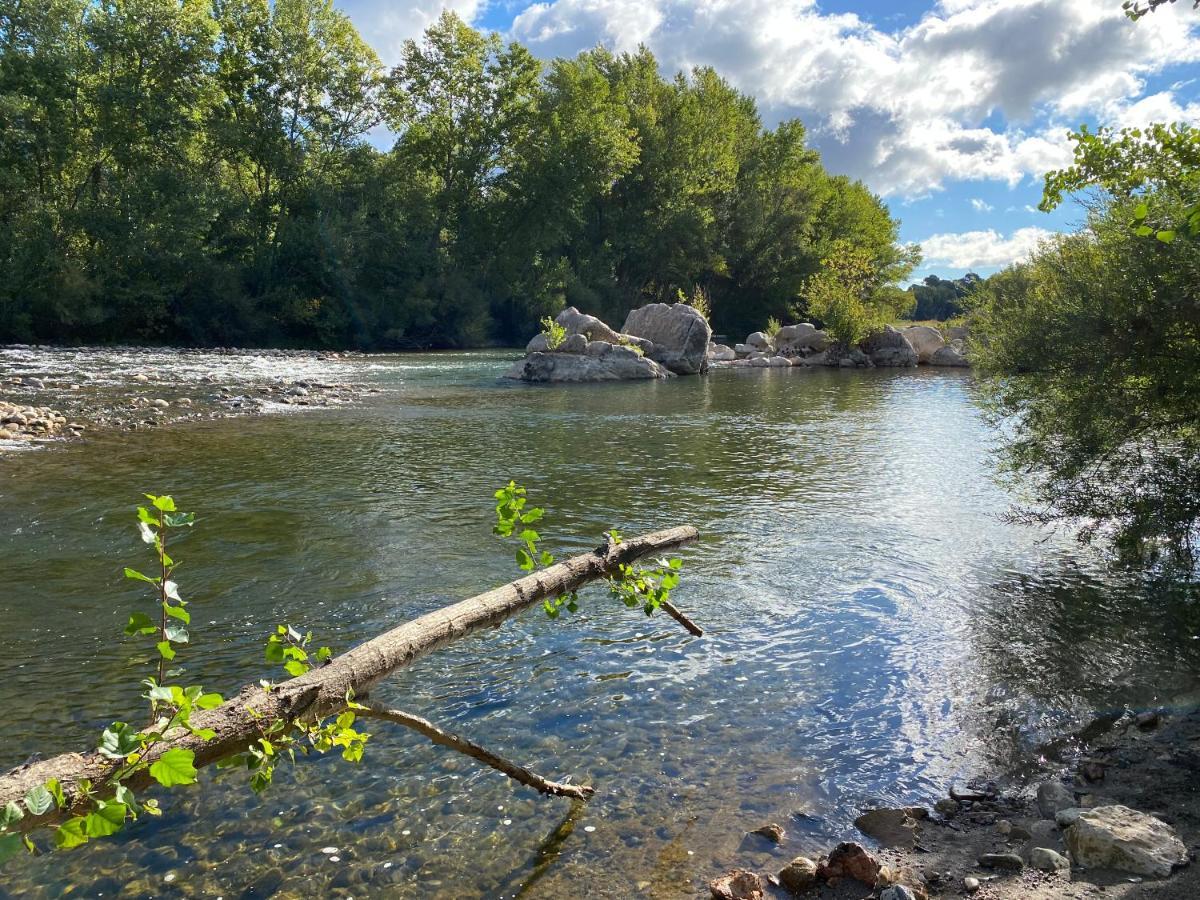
[[1065, 805, 1188, 877], [749, 823, 785, 844], [709, 869, 764, 900], [854, 808, 919, 849], [930, 343, 970, 367], [504, 350, 670, 383]]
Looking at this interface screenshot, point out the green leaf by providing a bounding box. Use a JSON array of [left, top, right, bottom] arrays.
[[1, 801, 24, 829], [163, 512, 195, 528], [539, 551, 554, 567], [0, 832, 23, 865], [84, 802, 127, 837], [124, 568, 157, 585], [316, 646, 332, 663], [136, 507, 158, 526], [146, 684, 174, 703], [521, 507, 544, 524], [156, 641, 176, 661], [98, 722, 141, 760], [165, 604, 190, 624], [45, 779, 65, 810], [147, 494, 177, 512], [1156, 229, 1176, 243], [54, 818, 89, 849], [1135, 225, 1154, 237], [283, 659, 309, 677], [163, 623, 189, 644], [516, 548, 534, 571], [113, 785, 141, 817], [125, 612, 156, 636], [1133, 201, 1148, 220], [264, 637, 285, 663], [196, 692, 223, 710], [23, 784, 53, 817], [149, 748, 197, 787]]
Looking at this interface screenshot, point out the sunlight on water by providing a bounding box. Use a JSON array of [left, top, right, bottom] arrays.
[[1, 352, 1197, 898]]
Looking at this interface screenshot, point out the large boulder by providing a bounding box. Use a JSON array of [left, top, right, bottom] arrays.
[[622, 303, 712, 375], [900, 325, 945, 363], [745, 331, 773, 353], [930, 343, 970, 367], [859, 326, 918, 367], [556, 333, 588, 354], [504, 349, 671, 382], [1065, 806, 1188, 877], [556, 306, 624, 344], [708, 343, 737, 362], [525, 333, 550, 353], [775, 323, 830, 354]]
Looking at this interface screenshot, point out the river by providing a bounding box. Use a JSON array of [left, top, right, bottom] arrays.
[[1, 350, 1198, 898]]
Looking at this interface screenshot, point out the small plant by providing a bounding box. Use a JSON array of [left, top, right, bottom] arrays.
[[539, 315, 566, 350], [619, 339, 644, 356], [677, 285, 711, 322], [492, 482, 684, 621], [765, 316, 782, 339]]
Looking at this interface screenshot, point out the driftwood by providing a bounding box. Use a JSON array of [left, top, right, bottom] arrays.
[[0, 526, 699, 834]]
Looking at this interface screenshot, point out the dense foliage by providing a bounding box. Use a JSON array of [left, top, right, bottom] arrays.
[[971, 124, 1200, 561], [903, 273, 981, 321], [0, 4, 911, 348]]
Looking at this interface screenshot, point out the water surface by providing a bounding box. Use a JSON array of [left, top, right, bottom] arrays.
[[1, 351, 1197, 898]]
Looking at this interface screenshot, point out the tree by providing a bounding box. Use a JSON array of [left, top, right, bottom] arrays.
[[802, 240, 917, 346]]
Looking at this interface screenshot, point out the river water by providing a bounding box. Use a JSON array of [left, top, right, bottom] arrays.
[[1, 350, 1198, 898]]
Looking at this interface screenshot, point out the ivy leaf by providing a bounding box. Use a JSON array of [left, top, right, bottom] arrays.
[[45, 779, 65, 809], [195, 692, 223, 710], [98, 722, 141, 760], [23, 784, 53, 817], [165, 604, 190, 624], [156, 641, 176, 661], [0, 801, 24, 829], [283, 660, 309, 677], [124, 568, 157, 585], [163, 623, 189, 644], [147, 494, 177, 512], [136, 507, 158, 526], [125, 612, 156, 636], [84, 802, 127, 837], [149, 748, 197, 787], [54, 817, 89, 849]]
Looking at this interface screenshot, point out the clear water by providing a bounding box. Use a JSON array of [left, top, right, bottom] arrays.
[[1, 351, 1198, 898]]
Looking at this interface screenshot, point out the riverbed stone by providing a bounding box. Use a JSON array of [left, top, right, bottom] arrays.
[[879, 887, 917, 900], [1064, 805, 1188, 877], [855, 808, 919, 848], [978, 853, 1024, 871], [526, 333, 550, 353], [1038, 781, 1076, 818], [901, 325, 946, 363], [860, 326, 918, 367], [709, 343, 737, 362], [750, 823, 784, 843], [746, 331, 772, 352], [1031, 847, 1071, 872], [503, 350, 670, 382], [556, 306, 624, 344], [778, 856, 818, 892], [775, 323, 830, 354], [709, 869, 764, 900], [818, 842, 880, 885], [555, 333, 588, 354], [930, 343, 970, 367], [622, 302, 712, 375]]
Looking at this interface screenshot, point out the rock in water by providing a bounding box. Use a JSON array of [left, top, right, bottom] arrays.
[[1065, 805, 1188, 877], [749, 823, 784, 844], [503, 350, 671, 383], [708, 869, 764, 900], [859, 326, 918, 367], [777, 856, 818, 892], [854, 808, 919, 849], [622, 303, 712, 375], [1037, 781, 1076, 818], [745, 331, 773, 353], [930, 343, 970, 367], [556, 306, 625, 344], [900, 325, 946, 363], [818, 842, 881, 885], [1030, 847, 1071, 872], [775, 323, 830, 354]]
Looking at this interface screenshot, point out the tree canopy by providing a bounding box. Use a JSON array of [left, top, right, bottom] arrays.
[[0, 6, 912, 348]]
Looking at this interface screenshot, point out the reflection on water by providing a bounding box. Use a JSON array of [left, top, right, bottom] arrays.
[[0, 352, 1197, 898]]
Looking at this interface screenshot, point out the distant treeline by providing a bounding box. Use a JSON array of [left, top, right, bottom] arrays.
[[0, 2, 914, 349], [902, 273, 982, 321]]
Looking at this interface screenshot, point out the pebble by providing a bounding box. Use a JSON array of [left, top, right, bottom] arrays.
[[978, 852, 1024, 870], [964, 876, 981, 893], [321, 847, 339, 854], [996, 819, 1012, 835]]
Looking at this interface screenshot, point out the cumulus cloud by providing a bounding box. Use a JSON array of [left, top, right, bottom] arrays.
[[970, 198, 994, 212], [350, 0, 486, 65], [921, 226, 1057, 268], [509, 0, 1200, 197]]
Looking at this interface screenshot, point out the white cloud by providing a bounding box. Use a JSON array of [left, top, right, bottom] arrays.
[[509, 0, 1200, 197], [921, 226, 1057, 268], [351, 0, 487, 66], [970, 198, 994, 212]]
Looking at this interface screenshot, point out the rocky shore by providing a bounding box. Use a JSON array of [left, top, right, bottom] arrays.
[[0, 345, 379, 452], [709, 323, 970, 371], [708, 705, 1200, 899]]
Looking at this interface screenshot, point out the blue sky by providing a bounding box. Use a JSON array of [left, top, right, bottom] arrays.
[[338, 0, 1200, 283]]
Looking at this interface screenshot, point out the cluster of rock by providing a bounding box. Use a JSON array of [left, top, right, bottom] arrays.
[[0, 400, 83, 443], [707, 322, 970, 370], [505, 304, 711, 382], [711, 838, 923, 900]]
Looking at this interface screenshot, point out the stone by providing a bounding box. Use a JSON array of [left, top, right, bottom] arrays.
[[1056, 808, 1085, 828], [963, 876, 980, 893], [622, 302, 712, 375], [152, 398, 170, 409], [585, 340, 614, 358], [709, 343, 737, 362], [1038, 781, 1076, 818], [1136, 711, 1161, 730], [750, 823, 784, 844], [556, 306, 624, 344], [526, 333, 550, 353], [880, 887, 918, 900], [746, 331, 772, 352], [708, 869, 764, 900], [900, 325, 946, 363], [934, 798, 960, 816], [733, 343, 755, 357], [503, 351, 671, 383], [1080, 761, 1107, 783], [859, 326, 918, 367], [750, 356, 772, 367], [1065, 805, 1188, 877], [555, 333, 588, 354], [767, 356, 790, 367], [930, 344, 969, 367], [854, 808, 919, 849], [777, 856, 818, 892], [1031, 847, 1071, 872], [978, 853, 1024, 871], [775, 323, 830, 353], [817, 842, 880, 885]]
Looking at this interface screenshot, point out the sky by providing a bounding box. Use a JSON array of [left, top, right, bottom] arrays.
[[337, 0, 1200, 283]]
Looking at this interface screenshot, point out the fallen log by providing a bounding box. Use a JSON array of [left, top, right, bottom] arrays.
[[1, 526, 699, 834]]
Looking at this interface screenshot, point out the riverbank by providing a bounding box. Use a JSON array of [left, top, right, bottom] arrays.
[[713, 702, 1200, 899], [0, 345, 381, 452]]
